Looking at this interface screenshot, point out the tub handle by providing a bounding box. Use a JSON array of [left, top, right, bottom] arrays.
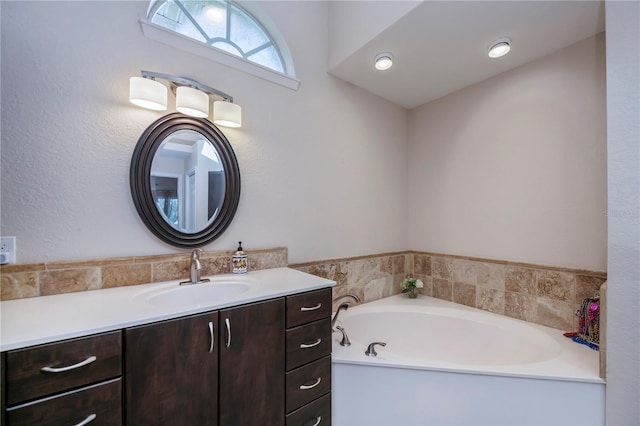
[[365, 342, 386, 357], [300, 338, 322, 349], [300, 303, 322, 311], [299, 377, 321, 390]]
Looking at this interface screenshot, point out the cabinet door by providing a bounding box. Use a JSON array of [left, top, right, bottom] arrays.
[[219, 298, 285, 426], [125, 311, 218, 426]]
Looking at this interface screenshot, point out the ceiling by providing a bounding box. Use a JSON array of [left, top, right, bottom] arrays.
[[329, 1, 605, 109]]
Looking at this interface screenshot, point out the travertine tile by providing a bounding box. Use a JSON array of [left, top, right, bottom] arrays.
[[41, 269, 101, 295], [413, 254, 431, 276], [414, 275, 433, 297], [536, 299, 575, 331], [432, 278, 452, 301], [453, 282, 476, 307], [152, 260, 190, 282], [537, 270, 575, 302], [451, 259, 476, 285], [477, 287, 505, 314], [431, 257, 452, 280], [102, 263, 152, 288], [576, 274, 607, 303], [363, 277, 388, 302], [477, 262, 505, 290], [0, 262, 45, 274], [250, 249, 288, 270], [1, 272, 39, 300], [505, 266, 537, 295], [505, 291, 536, 322], [202, 254, 232, 275]]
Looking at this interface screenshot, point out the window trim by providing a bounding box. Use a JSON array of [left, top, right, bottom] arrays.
[[140, 18, 300, 91]]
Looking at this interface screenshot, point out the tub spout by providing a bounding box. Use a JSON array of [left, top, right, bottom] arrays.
[[331, 302, 350, 330], [336, 325, 351, 346], [365, 342, 386, 357], [335, 293, 361, 304]]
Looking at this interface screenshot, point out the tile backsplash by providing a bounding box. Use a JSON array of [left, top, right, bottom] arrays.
[[0, 247, 288, 300], [1, 247, 606, 332]]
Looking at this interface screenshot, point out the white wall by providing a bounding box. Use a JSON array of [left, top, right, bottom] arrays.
[[0, 1, 408, 264], [605, 1, 640, 423], [407, 34, 607, 271]]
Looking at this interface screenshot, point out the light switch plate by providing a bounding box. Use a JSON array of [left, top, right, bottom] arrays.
[[0, 236, 16, 264]]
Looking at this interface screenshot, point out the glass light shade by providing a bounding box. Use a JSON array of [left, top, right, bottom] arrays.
[[129, 77, 167, 111], [488, 39, 511, 58], [176, 86, 209, 118], [213, 101, 242, 128], [374, 53, 393, 71]]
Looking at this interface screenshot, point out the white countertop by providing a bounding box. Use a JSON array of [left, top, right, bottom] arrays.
[[0, 267, 335, 351]]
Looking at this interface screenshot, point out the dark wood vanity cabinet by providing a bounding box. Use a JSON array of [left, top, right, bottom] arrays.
[[2, 331, 122, 425], [285, 288, 332, 426], [125, 298, 285, 426], [125, 311, 219, 425]]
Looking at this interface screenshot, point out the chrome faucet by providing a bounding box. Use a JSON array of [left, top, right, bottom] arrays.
[[180, 249, 210, 285], [365, 342, 386, 357], [335, 325, 351, 346]]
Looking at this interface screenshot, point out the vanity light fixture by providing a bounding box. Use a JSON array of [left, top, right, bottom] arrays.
[[129, 71, 242, 128], [488, 37, 511, 59], [374, 53, 393, 71]]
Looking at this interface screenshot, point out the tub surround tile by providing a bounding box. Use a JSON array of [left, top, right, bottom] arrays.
[[505, 266, 537, 295], [536, 299, 575, 331], [505, 291, 537, 322], [476, 263, 505, 290], [413, 254, 431, 276], [451, 259, 477, 285], [453, 282, 476, 307], [477, 287, 505, 315], [575, 274, 607, 303], [432, 278, 453, 301], [537, 270, 575, 302], [431, 257, 453, 280]]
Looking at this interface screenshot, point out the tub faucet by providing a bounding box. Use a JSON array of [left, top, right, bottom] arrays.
[[331, 303, 350, 330], [334, 293, 361, 304], [180, 249, 210, 285], [335, 325, 351, 346], [365, 342, 386, 357]]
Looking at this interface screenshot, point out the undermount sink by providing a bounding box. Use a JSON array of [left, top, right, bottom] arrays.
[[137, 276, 255, 308]]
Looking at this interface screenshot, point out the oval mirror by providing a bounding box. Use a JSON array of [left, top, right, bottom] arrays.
[[130, 113, 240, 248]]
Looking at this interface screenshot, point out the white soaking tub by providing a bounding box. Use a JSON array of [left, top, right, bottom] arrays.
[[331, 294, 604, 426]]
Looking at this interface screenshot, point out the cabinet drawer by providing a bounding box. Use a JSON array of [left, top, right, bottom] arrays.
[[6, 377, 122, 426], [5, 331, 122, 405], [286, 318, 331, 371], [286, 393, 331, 426], [286, 288, 332, 328], [285, 356, 331, 413]]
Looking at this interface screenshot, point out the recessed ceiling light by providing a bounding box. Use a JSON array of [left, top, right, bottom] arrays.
[[374, 53, 393, 71], [488, 37, 511, 59]]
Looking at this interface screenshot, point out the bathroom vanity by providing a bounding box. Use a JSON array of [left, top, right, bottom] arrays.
[[0, 267, 334, 425]]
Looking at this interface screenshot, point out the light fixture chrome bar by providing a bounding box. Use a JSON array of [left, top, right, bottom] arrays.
[[140, 70, 233, 103]]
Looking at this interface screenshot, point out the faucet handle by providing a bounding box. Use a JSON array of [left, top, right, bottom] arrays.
[[365, 342, 386, 357], [191, 248, 202, 259]]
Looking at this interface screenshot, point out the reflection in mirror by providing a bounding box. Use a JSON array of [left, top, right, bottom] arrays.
[[150, 129, 226, 233]]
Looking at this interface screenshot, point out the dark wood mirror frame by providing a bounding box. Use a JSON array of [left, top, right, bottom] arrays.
[[130, 113, 241, 248]]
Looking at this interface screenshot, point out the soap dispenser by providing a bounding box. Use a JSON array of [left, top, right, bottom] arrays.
[[232, 241, 248, 274]]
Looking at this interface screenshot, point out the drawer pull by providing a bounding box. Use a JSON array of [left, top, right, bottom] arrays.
[[40, 356, 96, 373], [300, 338, 322, 349], [300, 303, 322, 312], [74, 413, 96, 426], [299, 377, 321, 390], [225, 318, 231, 348], [310, 416, 322, 426], [208, 321, 215, 353]]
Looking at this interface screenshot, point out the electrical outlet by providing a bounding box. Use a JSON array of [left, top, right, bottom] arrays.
[[0, 236, 16, 265]]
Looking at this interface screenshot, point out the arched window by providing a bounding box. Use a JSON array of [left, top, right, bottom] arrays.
[[148, 0, 288, 75]]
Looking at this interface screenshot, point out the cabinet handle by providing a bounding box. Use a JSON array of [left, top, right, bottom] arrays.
[[73, 413, 96, 426], [225, 318, 231, 348], [40, 356, 96, 373], [299, 377, 321, 390], [300, 338, 322, 349], [208, 321, 215, 353], [310, 416, 322, 426], [300, 303, 322, 311]]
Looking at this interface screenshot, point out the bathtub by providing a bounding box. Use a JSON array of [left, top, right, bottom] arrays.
[[331, 294, 604, 426]]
